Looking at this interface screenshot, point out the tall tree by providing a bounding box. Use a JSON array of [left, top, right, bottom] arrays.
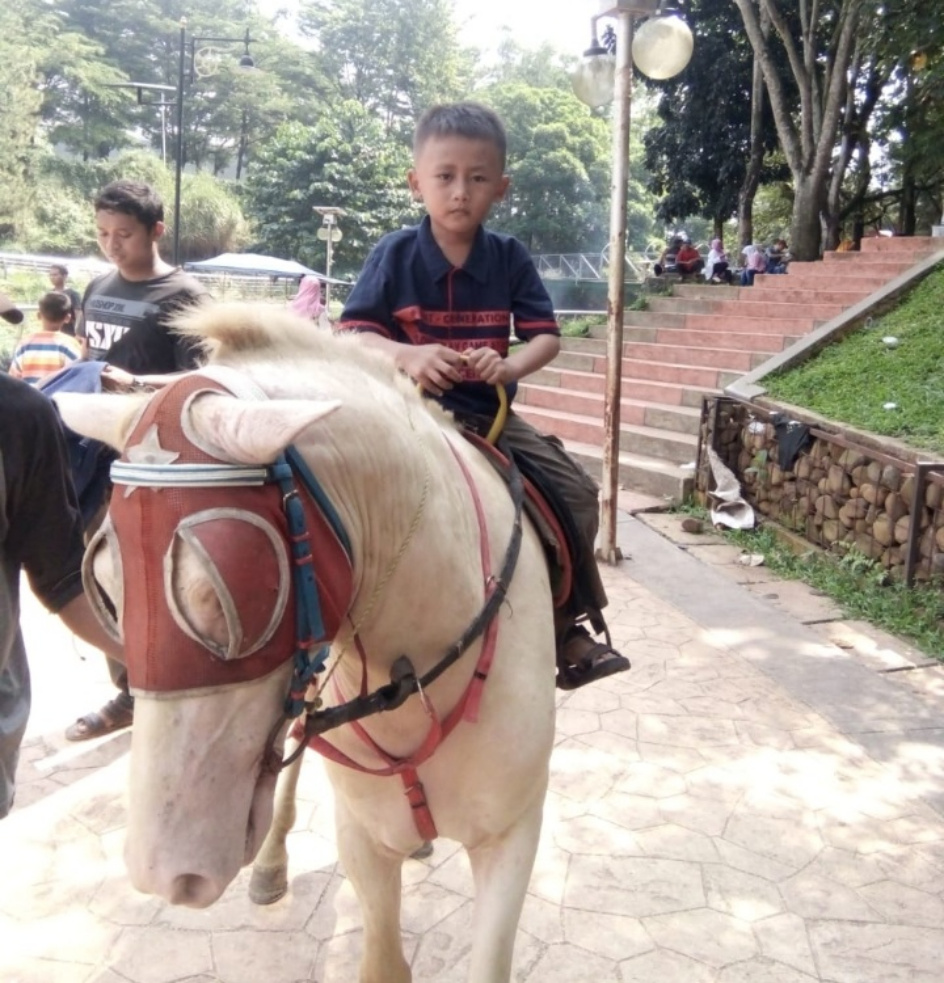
[[243, 102, 411, 276], [733, 0, 865, 259], [297, 0, 472, 143], [0, 8, 43, 240], [484, 82, 632, 253], [642, 0, 784, 243]]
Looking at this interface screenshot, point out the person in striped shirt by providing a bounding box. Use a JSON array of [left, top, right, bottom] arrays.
[[8, 292, 82, 384]]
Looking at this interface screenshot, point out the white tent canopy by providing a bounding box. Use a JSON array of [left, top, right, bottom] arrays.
[[184, 253, 349, 283]]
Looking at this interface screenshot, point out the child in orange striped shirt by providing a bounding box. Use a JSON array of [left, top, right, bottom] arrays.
[[9, 292, 82, 384]]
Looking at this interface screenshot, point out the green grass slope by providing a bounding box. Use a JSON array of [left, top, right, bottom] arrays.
[[766, 264, 944, 455]]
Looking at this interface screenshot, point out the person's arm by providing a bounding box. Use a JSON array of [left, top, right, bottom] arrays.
[[354, 332, 464, 398], [465, 332, 560, 387], [465, 240, 560, 386], [338, 242, 467, 396], [57, 593, 124, 663]]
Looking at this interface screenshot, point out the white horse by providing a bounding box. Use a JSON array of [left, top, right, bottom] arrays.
[[56, 304, 557, 983]]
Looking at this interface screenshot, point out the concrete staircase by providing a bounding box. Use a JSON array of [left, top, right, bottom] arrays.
[[517, 235, 943, 501]]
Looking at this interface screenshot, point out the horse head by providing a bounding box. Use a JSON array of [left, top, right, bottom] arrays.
[[57, 365, 354, 905]]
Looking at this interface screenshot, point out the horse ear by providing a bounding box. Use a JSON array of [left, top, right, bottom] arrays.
[[188, 393, 342, 465], [54, 393, 149, 450]]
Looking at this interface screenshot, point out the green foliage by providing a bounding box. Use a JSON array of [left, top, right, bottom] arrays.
[[298, 0, 472, 144], [243, 104, 411, 277], [482, 83, 611, 253], [0, 9, 43, 239], [750, 180, 794, 245], [19, 182, 97, 254], [175, 172, 250, 261], [558, 315, 604, 337], [643, 0, 785, 230], [675, 505, 944, 658], [766, 265, 944, 454], [723, 523, 944, 658]]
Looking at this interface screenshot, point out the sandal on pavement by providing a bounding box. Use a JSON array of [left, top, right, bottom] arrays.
[[556, 626, 631, 691], [65, 693, 135, 742]]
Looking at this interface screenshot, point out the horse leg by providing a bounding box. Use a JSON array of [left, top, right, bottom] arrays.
[[335, 798, 411, 983], [465, 794, 545, 983], [248, 737, 304, 905]]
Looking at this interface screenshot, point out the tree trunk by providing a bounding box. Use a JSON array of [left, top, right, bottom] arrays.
[[738, 45, 767, 252], [790, 174, 827, 259]]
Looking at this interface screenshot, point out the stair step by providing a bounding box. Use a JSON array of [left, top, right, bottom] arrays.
[[651, 327, 792, 351], [753, 271, 896, 289], [560, 439, 693, 501], [622, 342, 765, 370], [515, 404, 697, 465], [786, 260, 911, 279], [680, 314, 817, 336], [517, 383, 701, 435], [529, 366, 714, 409], [610, 356, 732, 388], [706, 299, 845, 320], [732, 287, 873, 306], [622, 310, 689, 327], [859, 235, 939, 254], [538, 239, 937, 502], [822, 250, 936, 264]]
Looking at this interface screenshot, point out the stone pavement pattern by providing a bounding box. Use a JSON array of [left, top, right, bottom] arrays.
[[3, 512, 944, 983]]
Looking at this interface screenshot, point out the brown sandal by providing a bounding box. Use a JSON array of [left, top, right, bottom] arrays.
[[65, 693, 135, 742]]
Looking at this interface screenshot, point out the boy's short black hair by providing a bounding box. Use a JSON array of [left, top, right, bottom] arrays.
[[50, 263, 68, 276], [413, 102, 507, 169], [38, 291, 72, 322], [94, 179, 164, 231]]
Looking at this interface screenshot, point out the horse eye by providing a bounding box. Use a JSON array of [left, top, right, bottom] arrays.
[[169, 539, 230, 649]]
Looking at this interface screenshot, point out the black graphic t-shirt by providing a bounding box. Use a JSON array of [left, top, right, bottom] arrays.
[[77, 268, 209, 374]]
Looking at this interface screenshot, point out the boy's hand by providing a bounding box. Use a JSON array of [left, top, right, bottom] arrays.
[[463, 347, 512, 386], [398, 344, 464, 397]]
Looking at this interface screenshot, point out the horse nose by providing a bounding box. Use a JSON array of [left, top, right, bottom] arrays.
[[126, 846, 227, 908], [168, 872, 224, 908]]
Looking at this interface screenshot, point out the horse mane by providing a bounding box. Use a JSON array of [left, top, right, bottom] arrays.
[[170, 300, 456, 428], [172, 301, 400, 387]]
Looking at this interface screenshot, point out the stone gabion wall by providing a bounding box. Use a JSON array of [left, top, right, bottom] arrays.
[[696, 397, 944, 582]]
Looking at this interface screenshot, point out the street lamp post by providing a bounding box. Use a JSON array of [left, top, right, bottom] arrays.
[[571, 1, 693, 563], [172, 22, 256, 266], [109, 22, 256, 268], [313, 206, 346, 308]]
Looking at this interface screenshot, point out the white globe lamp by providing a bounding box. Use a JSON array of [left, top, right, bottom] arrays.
[[631, 15, 694, 80], [571, 44, 617, 109]]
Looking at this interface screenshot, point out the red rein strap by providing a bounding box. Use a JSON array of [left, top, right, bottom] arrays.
[[303, 437, 500, 840]]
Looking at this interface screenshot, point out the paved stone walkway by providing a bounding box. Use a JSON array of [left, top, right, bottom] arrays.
[[3, 510, 944, 982]]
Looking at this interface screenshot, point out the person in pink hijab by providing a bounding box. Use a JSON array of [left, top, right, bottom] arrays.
[[289, 275, 326, 321]]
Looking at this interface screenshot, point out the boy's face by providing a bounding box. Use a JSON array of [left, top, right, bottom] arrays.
[[95, 208, 164, 278], [408, 136, 509, 241], [48, 267, 65, 289]]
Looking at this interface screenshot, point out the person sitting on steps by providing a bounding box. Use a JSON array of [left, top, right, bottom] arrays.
[[653, 235, 682, 276], [675, 237, 705, 278], [338, 101, 630, 691], [704, 239, 734, 284]]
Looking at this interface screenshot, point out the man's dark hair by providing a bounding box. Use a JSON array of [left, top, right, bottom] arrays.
[[94, 179, 164, 231], [50, 263, 69, 277], [38, 291, 72, 322], [413, 102, 507, 169]]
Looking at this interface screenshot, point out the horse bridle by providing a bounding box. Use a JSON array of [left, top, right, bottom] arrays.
[[103, 370, 525, 772]]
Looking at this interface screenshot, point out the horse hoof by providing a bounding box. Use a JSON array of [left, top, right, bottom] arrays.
[[248, 865, 288, 905]]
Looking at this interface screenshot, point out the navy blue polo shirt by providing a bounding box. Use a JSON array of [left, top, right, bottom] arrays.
[[339, 216, 559, 418]]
